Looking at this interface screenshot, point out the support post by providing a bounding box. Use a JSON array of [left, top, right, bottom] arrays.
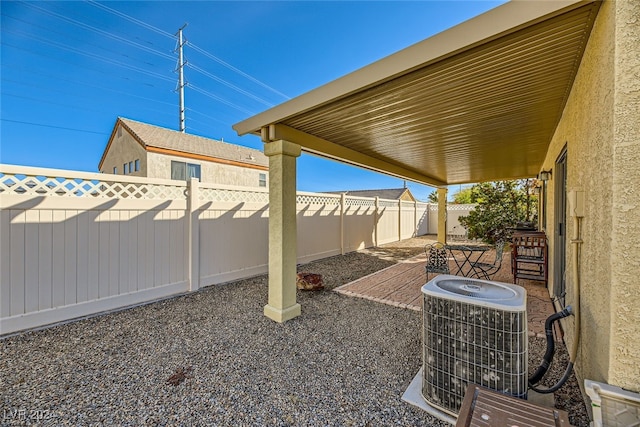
[[437, 187, 448, 244], [264, 140, 301, 322]]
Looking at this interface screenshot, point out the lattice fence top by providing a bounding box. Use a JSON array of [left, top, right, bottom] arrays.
[[428, 203, 476, 212], [199, 187, 269, 204], [0, 171, 186, 200], [379, 199, 400, 208], [345, 197, 376, 207], [296, 194, 341, 206], [448, 204, 476, 211]]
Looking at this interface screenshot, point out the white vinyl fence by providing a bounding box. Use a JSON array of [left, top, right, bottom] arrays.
[[0, 165, 473, 335]]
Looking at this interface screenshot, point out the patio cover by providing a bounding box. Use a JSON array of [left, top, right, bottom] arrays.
[[234, 0, 600, 186], [232, 0, 601, 322]]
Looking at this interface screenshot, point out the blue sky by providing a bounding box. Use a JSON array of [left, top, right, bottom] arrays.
[[1, 1, 504, 201]]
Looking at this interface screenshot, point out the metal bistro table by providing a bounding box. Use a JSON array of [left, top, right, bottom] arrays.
[[446, 244, 491, 278]]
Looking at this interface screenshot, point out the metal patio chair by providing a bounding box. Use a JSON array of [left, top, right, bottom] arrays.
[[470, 240, 505, 280], [425, 242, 450, 281]]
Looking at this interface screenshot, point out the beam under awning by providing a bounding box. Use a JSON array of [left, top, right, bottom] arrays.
[[264, 124, 446, 187]]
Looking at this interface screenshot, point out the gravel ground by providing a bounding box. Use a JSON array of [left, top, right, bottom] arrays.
[[1, 236, 589, 426]]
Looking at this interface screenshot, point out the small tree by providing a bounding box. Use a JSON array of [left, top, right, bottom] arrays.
[[452, 187, 476, 204], [428, 188, 476, 204], [458, 179, 538, 244]]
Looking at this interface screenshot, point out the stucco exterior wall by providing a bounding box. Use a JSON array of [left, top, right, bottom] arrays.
[[609, 0, 640, 391], [542, 0, 640, 392], [100, 126, 147, 177], [146, 151, 267, 188]]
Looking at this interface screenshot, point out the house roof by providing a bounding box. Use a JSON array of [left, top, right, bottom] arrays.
[[99, 118, 268, 170], [233, 0, 600, 187], [326, 188, 415, 201]]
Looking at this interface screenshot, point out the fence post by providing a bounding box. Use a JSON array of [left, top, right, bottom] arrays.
[[414, 200, 418, 237], [340, 193, 345, 255], [187, 178, 200, 291], [398, 199, 402, 242], [374, 196, 379, 247]]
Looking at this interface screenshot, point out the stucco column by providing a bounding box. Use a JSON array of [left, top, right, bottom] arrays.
[[264, 139, 301, 322], [437, 187, 448, 243]]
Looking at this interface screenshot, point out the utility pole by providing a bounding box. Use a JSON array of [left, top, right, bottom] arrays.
[[175, 24, 188, 133]]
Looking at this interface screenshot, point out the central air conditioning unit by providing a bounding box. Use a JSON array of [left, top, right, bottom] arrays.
[[421, 274, 528, 417]]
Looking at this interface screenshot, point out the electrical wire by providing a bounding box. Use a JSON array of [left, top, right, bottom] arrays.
[[2, 30, 175, 85], [2, 50, 229, 125], [15, 2, 176, 62], [187, 62, 274, 107], [1, 118, 109, 135], [187, 43, 289, 100], [85, 0, 175, 40], [2, 84, 174, 118], [5, 1, 287, 135], [82, 0, 289, 100], [189, 84, 256, 116], [5, 9, 267, 116], [0, 12, 172, 71]]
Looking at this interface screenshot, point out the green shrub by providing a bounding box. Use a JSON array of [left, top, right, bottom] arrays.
[[458, 179, 538, 244]]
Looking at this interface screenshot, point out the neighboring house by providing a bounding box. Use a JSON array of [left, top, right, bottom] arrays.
[[98, 117, 268, 187], [327, 187, 417, 202]]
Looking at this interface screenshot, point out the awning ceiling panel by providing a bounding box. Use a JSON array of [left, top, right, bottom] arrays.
[[234, 1, 600, 186]]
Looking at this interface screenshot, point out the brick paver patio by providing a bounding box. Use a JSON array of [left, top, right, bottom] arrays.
[[335, 247, 560, 340]]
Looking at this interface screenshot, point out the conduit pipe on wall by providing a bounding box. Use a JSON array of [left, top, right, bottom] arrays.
[[569, 215, 583, 365]]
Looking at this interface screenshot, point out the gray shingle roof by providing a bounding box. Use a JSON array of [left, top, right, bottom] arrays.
[[119, 117, 268, 168], [326, 188, 413, 200]]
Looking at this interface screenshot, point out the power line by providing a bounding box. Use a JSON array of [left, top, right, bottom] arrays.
[[3, 52, 230, 124], [85, 0, 175, 40], [1, 12, 172, 70], [188, 62, 275, 107], [1, 40, 177, 103], [81, 0, 289, 101], [4, 1, 284, 138], [1, 118, 109, 135], [2, 29, 175, 84], [2, 81, 174, 118], [189, 84, 256, 116], [188, 43, 290, 100], [16, 2, 176, 62], [189, 89, 255, 117], [185, 107, 229, 126], [4, 11, 267, 119]]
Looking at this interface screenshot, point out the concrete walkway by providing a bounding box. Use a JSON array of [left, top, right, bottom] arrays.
[[335, 248, 560, 340]]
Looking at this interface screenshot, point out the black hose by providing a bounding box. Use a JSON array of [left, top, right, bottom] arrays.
[[529, 362, 574, 394], [528, 307, 572, 387]]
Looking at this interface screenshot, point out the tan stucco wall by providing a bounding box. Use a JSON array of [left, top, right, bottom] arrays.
[[100, 125, 147, 177], [542, 0, 640, 392], [146, 151, 267, 187], [609, 0, 640, 391]]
